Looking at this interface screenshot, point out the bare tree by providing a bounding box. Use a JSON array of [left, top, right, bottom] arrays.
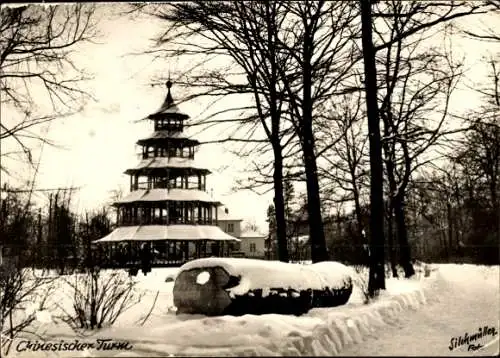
[[459, 0, 500, 42], [0, 186, 57, 356], [372, 0, 488, 277], [0, 4, 96, 172], [319, 93, 369, 246], [273, 0, 360, 262], [360, 0, 386, 295], [453, 59, 500, 259]]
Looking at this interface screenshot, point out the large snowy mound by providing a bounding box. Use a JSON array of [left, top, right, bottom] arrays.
[[178, 258, 353, 297], [174, 258, 353, 316]]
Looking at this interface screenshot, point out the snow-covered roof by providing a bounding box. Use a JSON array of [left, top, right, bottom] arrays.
[[114, 188, 221, 205], [240, 230, 266, 238], [217, 206, 242, 221], [93, 224, 241, 243], [137, 131, 199, 145], [155, 102, 186, 116], [148, 81, 189, 120], [125, 157, 211, 173]]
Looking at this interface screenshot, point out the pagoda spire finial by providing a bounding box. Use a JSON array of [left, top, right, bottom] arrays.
[[165, 75, 174, 106]]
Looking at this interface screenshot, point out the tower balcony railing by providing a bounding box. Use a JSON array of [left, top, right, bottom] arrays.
[[140, 152, 195, 160], [132, 180, 207, 191], [154, 124, 183, 132], [118, 216, 218, 226]]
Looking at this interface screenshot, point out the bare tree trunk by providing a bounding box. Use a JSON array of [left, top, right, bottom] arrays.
[[302, 131, 328, 262], [352, 184, 364, 240], [384, 130, 398, 277], [48, 193, 53, 270], [394, 194, 415, 277], [360, 0, 386, 295], [36, 208, 42, 269], [440, 225, 448, 259], [387, 205, 398, 277], [447, 201, 454, 256], [273, 146, 289, 262], [301, 22, 327, 263], [267, 1, 288, 263]]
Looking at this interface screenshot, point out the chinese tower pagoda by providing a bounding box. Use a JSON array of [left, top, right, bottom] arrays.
[[94, 80, 240, 267]]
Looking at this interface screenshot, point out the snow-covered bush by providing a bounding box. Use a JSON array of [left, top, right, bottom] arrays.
[[174, 258, 353, 316], [57, 268, 144, 331], [424, 265, 431, 277], [1, 260, 55, 355], [352, 265, 370, 304]]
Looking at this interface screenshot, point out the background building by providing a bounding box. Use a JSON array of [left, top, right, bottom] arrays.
[[217, 206, 267, 259], [239, 230, 267, 259]]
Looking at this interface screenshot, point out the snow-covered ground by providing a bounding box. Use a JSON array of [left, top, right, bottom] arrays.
[[2, 263, 498, 357]]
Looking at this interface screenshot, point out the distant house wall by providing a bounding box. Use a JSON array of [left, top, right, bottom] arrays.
[[240, 236, 266, 258], [217, 219, 242, 239]]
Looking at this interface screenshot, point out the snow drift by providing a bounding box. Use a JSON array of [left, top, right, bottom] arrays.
[[4, 264, 498, 357]]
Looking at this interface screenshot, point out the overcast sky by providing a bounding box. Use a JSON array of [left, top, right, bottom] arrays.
[[1, 3, 499, 233]]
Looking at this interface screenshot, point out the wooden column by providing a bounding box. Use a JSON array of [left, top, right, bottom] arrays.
[[183, 241, 189, 261], [172, 202, 176, 224], [165, 201, 169, 224]]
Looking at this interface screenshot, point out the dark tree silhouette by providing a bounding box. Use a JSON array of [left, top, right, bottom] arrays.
[[360, 0, 386, 295]]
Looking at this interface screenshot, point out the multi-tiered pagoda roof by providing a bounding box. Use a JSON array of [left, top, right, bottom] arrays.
[[95, 81, 239, 244]]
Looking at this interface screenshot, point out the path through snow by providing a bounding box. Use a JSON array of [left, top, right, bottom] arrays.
[[341, 264, 499, 356]]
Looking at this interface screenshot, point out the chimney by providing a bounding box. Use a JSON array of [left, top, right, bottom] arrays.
[[225, 208, 229, 214]]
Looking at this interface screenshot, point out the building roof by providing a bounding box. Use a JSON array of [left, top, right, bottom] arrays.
[[240, 230, 267, 238], [113, 188, 222, 206], [217, 206, 243, 221], [148, 81, 189, 120], [125, 157, 211, 175], [136, 131, 200, 146], [93, 224, 240, 243]]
